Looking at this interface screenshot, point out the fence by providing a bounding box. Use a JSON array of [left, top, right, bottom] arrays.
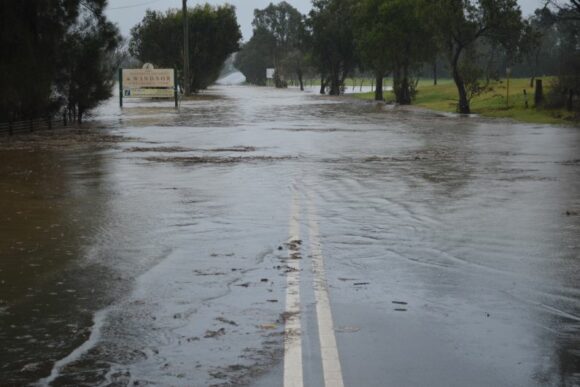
[[0, 116, 68, 136]]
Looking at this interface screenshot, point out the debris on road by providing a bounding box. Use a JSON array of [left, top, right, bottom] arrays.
[[193, 269, 225, 276], [335, 326, 360, 333], [216, 317, 238, 326], [259, 323, 278, 330], [204, 328, 226, 338], [285, 239, 302, 250], [278, 311, 299, 324]]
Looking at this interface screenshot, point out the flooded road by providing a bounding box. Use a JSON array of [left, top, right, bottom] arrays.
[[1, 86, 580, 386]]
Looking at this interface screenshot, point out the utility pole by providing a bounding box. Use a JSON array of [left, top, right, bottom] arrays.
[[182, 0, 190, 96]]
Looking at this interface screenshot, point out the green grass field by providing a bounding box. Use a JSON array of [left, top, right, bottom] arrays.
[[354, 78, 576, 125], [297, 78, 377, 88]]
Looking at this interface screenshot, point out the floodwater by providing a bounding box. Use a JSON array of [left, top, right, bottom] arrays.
[[0, 86, 579, 386]]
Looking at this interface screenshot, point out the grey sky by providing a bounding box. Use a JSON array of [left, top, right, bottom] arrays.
[[105, 0, 544, 42]]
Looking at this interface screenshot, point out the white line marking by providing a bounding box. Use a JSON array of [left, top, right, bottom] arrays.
[[284, 193, 303, 387], [308, 198, 345, 387]]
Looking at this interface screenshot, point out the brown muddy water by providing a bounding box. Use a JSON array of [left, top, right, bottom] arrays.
[[0, 86, 579, 386]]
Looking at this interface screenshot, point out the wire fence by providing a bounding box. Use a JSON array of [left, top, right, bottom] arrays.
[[0, 116, 70, 136]]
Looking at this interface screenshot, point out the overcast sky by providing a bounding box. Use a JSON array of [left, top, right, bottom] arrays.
[[105, 0, 544, 42]]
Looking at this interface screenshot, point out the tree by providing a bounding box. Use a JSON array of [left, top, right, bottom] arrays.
[[309, 0, 358, 95], [430, 0, 526, 113], [58, 7, 121, 123], [355, 0, 434, 103], [542, 1, 580, 112], [129, 4, 241, 92], [0, 0, 120, 122], [545, 0, 580, 19], [354, 0, 391, 100], [234, 27, 276, 85], [252, 2, 307, 88]]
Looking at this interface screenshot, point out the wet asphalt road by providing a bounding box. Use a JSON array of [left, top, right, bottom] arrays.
[[1, 85, 580, 386]]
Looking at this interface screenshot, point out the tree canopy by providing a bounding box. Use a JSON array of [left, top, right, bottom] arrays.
[[429, 0, 526, 113], [309, 0, 358, 95], [0, 0, 121, 122], [236, 2, 308, 89], [234, 28, 276, 86], [129, 4, 241, 92], [356, 0, 434, 102]]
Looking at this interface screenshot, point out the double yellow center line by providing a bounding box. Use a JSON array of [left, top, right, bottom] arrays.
[[283, 192, 344, 387]]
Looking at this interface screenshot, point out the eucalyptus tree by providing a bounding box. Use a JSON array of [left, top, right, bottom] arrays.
[[234, 27, 276, 85], [430, 0, 526, 113], [252, 2, 306, 88], [0, 0, 120, 122], [354, 0, 391, 100], [355, 0, 434, 103], [58, 6, 121, 123], [309, 0, 358, 95], [130, 4, 241, 92], [542, 1, 580, 111]]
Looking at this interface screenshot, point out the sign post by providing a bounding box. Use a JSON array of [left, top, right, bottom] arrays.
[[119, 68, 123, 108], [174, 68, 178, 108]]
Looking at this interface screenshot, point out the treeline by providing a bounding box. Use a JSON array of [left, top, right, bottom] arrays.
[[129, 4, 241, 93], [236, 0, 580, 114], [0, 1, 121, 123]]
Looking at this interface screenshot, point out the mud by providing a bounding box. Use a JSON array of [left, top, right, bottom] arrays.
[[0, 128, 132, 150]]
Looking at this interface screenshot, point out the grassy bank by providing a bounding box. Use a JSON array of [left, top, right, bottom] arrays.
[[354, 78, 576, 125], [281, 78, 378, 88]]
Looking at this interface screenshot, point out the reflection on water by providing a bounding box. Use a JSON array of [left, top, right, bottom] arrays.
[[0, 86, 579, 385], [0, 149, 118, 382]]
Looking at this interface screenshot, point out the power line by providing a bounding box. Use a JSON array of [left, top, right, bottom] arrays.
[[108, 0, 163, 11]]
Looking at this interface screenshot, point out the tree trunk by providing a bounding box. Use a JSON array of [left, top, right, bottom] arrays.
[[329, 72, 341, 96], [374, 73, 383, 101], [452, 49, 470, 114], [534, 79, 544, 107], [392, 68, 400, 103], [400, 65, 411, 104], [297, 70, 304, 91], [433, 61, 438, 86], [393, 66, 411, 105], [320, 76, 326, 94]]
